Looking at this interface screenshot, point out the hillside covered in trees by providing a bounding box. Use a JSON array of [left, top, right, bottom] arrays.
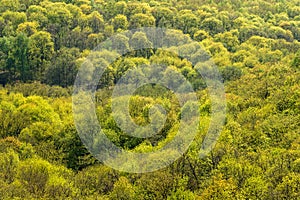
[[0, 0, 300, 199]]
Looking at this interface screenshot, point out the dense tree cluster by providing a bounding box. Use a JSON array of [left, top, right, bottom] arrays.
[[0, 0, 299, 86], [0, 0, 300, 199]]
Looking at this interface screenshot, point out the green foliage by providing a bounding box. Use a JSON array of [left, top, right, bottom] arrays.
[[0, 0, 299, 199], [112, 14, 128, 31], [129, 13, 155, 29], [74, 165, 118, 196], [17, 158, 50, 195], [135, 170, 175, 199], [292, 50, 300, 69], [0, 149, 19, 183], [199, 178, 238, 199], [275, 172, 300, 199], [110, 176, 136, 200], [28, 31, 54, 80]]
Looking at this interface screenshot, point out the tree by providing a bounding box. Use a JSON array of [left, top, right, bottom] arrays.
[[45, 175, 75, 199], [220, 66, 242, 82], [214, 30, 240, 52], [2, 11, 27, 30], [0, 34, 30, 82], [291, 50, 300, 69], [167, 189, 195, 200], [27, 5, 48, 28], [28, 31, 54, 81], [0, 0, 21, 12], [275, 173, 300, 199], [104, 24, 114, 37], [13, 95, 60, 137], [12, 33, 30, 81], [75, 165, 118, 196], [16, 22, 38, 36], [176, 10, 198, 35], [110, 176, 136, 200], [44, 3, 72, 28], [86, 33, 104, 49], [65, 26, 90, 50], [126, 2, 151, 17], [111, 33, 130, 54], [0, 150, 19, 184], [17, 158, 50, 195], [86, 11, 104, 33], [112, 14, 128, 31], [162, 29, 190, 47], [268, 26, 294, 42], [129, 13, 155, 29], [167, 176, 195, 200], [66, 3, 84, 28], [202, 40, 231, 67], [194, 30, 210, 42], [135, 170, 175, 199], [241, 176, 269, 199], [44, 3, 72, 49], [200, 17, 224, 35], [199, 175, 239, 199], [54, 123, 97, 170], [129, 31, 153, 58], [152, 7, 175, 28], [114, 1, 127, 15], [45, 47, 80, 87]]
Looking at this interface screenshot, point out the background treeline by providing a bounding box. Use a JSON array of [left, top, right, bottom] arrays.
[[0, 0, 300, 86], [0, 0, 300, 199]]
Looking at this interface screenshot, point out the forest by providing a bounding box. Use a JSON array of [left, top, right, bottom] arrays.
[[0, 0, 300, 199]]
